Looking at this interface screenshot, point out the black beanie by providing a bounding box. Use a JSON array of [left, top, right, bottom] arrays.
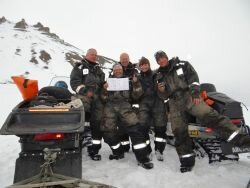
[[154, 50, 168, 62]]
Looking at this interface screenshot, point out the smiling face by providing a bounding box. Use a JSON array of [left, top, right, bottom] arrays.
[[85, 48, 97, 62], [139, 63, 150, 73], [120, 53, 130, 67], [157, 57, 169, 68], [113, 64, 123, 77]]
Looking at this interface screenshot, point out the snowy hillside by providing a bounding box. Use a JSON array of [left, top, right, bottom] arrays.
[[0, 17, 116, 87]]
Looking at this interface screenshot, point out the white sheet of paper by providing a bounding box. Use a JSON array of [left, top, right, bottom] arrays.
[[107, 78, 129, 91]]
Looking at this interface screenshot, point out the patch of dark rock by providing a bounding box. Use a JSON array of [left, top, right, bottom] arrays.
[[15, 48, 21, 55], [30, 57, 38, 64], [14, 19, 28, 29], [39, 50, 51, 64], [65, 52, 83, 65], [0, 16, 7, 24]]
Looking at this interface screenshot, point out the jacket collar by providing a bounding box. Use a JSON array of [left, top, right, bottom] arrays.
[[82, 58, 98, 67]]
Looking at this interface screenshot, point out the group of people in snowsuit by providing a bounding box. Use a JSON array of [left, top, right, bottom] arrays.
[[70, 48, 250, 172]]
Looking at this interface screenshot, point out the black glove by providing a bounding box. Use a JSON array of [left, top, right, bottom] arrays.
[[190, 85, 200, 99], [77, 87, 85, 95], [156, 72, 164, 84]]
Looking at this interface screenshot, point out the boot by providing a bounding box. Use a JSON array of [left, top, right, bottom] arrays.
[[89, 152, 101, 161], [138, 161, 154, 169], [82, 136, 93, 148], [180, 166, 193, 173], [155, 150, 164, 161], [180, 155, 195, 173], [109, 153, 125, 160]]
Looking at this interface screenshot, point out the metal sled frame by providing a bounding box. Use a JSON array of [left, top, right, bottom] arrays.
[[8, 148, 115, 188], [187, 123, 250, 163], [8, 175, 114, 188], [193, 138, 240, 163]]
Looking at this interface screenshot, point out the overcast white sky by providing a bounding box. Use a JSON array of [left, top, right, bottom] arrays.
[[0, 0, 250, 104]]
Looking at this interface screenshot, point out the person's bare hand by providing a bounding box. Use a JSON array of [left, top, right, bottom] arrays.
[[158, 83, 165, 93], [132, 75, 138, 83], [103, 83, 109, 90], [192, 97, 202, 105], [86, 90, 94, 98]]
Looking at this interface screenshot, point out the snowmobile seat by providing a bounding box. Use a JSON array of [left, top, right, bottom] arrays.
[[38, 86, 73, 102]]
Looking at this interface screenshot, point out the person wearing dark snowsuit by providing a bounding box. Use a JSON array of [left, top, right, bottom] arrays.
[[101, 63, 154, 169], [136, 57, 155, 157], [154, 50, 250, 173], [70, 48, 105, 161], [117, 52, 138, 153], [151, 96, 168, 161]]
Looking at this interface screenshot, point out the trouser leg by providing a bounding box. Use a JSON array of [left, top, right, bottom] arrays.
[[169, 98, 195, 168], [138, 124, 152, 154], [188, 100, 238, 140], [103, 132, 124, 156], [118, 126, 130, 152], [88, 98, 104, 154], [88, 121, 102, 154], [102, 103, 124, 156], [145, 131, 152, 154], [138, 104, 152, 154], [120, 102, 150, 163], [188, 98, 250, 148], [152, 98, 167, 153], [154, 126, 167, 153], [128, 125, 150, 163]]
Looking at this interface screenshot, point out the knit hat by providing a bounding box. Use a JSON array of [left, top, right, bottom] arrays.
[[154, 50, 168, 62]]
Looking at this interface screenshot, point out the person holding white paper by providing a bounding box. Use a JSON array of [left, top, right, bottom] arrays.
[[117, 53, 139, 153], [101, 64, 154, 169]]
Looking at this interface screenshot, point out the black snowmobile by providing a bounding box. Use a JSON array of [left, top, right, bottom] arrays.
[[167, 83, 250, 163], [0, 77, 114, 188]]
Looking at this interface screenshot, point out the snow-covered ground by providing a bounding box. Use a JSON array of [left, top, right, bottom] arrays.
[[0, 83, 249, 188]]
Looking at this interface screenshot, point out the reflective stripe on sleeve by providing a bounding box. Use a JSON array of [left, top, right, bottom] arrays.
[[164, 99, 169, 103], [132, 104, 140, 108], [146, 140, 150, 145], [76, 84, 85, 93], [190, 82, 200, 86]]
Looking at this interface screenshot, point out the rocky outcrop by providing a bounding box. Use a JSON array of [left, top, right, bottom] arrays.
[[15, 48, 21, 55], [34, 22, 50, 33], [39, 50, 51, 64], [33, 22, 43, 28], [30, 57, 38, 64], [14, 19, 28, 29], [33, 22, 59, 39], [65, 51, 83, 65], [0, 16, 7, 24]]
